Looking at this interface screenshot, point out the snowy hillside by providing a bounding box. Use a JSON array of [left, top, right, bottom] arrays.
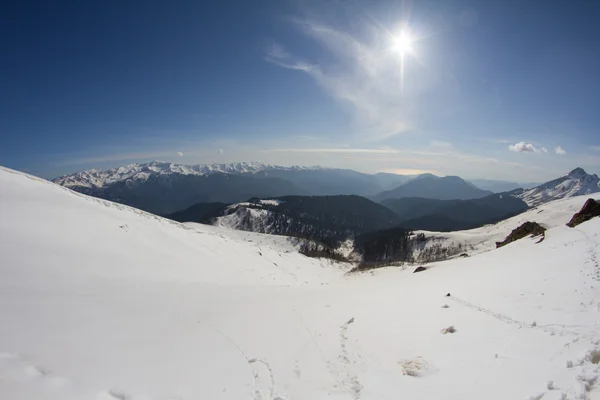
[[209, 196, 401, 238], [515, 168, 600, 207], [414, 192, 600, 259], [53, 161, 318, 189], [2, 165, 600, 400]]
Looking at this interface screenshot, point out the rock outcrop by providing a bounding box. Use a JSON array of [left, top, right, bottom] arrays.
[[566, 198, 600, 228], [496, 221, 546, 248]]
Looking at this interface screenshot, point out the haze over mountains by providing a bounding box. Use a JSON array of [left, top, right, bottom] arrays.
[[54, 162, 599, 217], [373, 174, 493, 202]]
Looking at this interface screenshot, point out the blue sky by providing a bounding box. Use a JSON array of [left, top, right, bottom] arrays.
[[1, 0, 599, 181]]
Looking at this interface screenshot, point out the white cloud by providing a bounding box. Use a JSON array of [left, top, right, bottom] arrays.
[[177, 152, 184, 157], [508, 142, 539, 153], [265, 42, 290, 60], [430, 140, 453, 149], [265, 19, 420, 138], [541, 147, 548, 153], [555, 146, 566, 155], [216, 148, 224, 155]]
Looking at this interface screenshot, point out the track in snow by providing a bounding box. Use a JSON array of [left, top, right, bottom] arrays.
[[448, 295, 597, 339], [337, 317, 363, 399]]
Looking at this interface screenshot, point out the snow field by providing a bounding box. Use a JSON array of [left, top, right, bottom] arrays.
[[1, 166, 600, 399]]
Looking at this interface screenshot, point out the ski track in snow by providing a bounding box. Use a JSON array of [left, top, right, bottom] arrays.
[[336, 318, 363, 399]]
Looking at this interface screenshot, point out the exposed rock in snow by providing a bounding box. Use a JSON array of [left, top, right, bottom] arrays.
[[566, 198, 600, 228], [496, 221, 546, 248]]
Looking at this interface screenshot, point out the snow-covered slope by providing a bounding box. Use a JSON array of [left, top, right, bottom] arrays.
[[53, 161, 321, 188], [216, 202, 273, 230], [2, 165, 600, 400], [516, 168, 600, 207], [414, 192, 600, 258]]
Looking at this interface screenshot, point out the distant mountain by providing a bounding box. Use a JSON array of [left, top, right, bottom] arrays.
[[53, 161, 314, 189], [467, 179, 540, 193], [53, 161, 419, 214], [54, 161, 401, 197], [512, 168, 600, 207], [168, 195, 402, 247], [61, 171, 305, 215], [381, 194, 528, 231], [374, 174, 493, 202], [372, 173, 416, 191], [251, 168, 385, 196]]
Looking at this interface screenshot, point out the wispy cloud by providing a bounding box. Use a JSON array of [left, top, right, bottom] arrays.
[[217, 148, 224, 155], [177, 152, 184, 157], [264, 146, 518, 167], [430, 140, 453, 149], [265, 147, 399, 154], [508, 141, 540, 153], [265, 19, 417, 138], [591, 146, 600, 152], [555, 145, 566, 155]]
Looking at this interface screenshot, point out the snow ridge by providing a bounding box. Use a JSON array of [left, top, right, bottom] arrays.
[[53, 161, 324, 188], [516, 167, 600, 207]]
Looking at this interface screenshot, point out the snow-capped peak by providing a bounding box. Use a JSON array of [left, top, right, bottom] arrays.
[[52, 161, 324, 188], [567, 167, 588, 179], [516, 167, 600, 206]]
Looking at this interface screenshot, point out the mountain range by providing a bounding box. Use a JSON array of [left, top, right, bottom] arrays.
[[53, 162, 600, 221], [169, 192, 528, 241]]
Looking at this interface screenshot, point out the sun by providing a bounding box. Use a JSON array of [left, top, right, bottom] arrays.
[[391, 32, 414, 54]]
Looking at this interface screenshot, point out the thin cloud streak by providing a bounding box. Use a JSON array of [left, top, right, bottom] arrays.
[[264, 146, 517, 167], [265, 17, 416, 139], [264, 148, 399, 154], [430, 140, 453, 149]]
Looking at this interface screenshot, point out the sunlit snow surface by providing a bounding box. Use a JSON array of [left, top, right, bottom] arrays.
[[1, 166, 600, 400]]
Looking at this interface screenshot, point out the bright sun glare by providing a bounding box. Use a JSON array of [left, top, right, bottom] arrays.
[[391, 32, 414, 54]]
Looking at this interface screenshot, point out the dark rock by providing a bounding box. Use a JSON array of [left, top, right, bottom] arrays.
[[413, 266, 427, 273], [566, 198, 600, 228], [445, 293, 451, 297], [459, 253, 469, 258], [496, 221, 546, 248]]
